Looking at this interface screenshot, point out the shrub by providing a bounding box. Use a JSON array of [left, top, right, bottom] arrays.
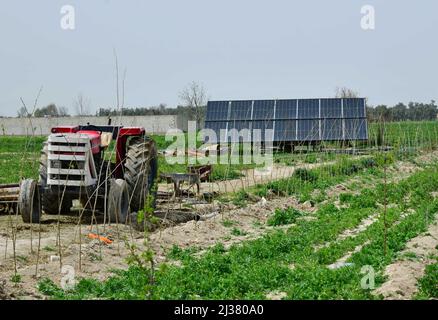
[[360, 158, 377, 169], [317, 203, 340, 217], [232, 190, 250, 206], [267, 208, 304, 226], [304, 154, 317, 164], [417, 263, 438, 298], [294, 168, 318, 182], [350, 194, 377, 209], [222, 219, 236, 228], [339, 193, 354, 203], [339, 163, 361, 176], [167, 245, 184, 260], [231, 227, 247, 236]]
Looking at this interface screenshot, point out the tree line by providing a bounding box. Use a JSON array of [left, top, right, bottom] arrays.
[[96, 104, 206, 124], [14, 84, 437, 123], [15, 82, 208, 126], [16, 101, 437, 123], [17, 103, 69, 118], [16, 103, 204, 120], [366, 101, 437, 122]]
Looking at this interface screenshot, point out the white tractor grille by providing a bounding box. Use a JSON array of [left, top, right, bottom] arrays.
[[47, 134, 98, 187]]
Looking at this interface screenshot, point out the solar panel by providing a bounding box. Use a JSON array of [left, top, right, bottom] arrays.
[[205, 101, 229, 121], [203, 121, 227, 143], [228, 120, 252, 132], [276, 100, 297, 119], [227, 120, 253, 143], [274, 120, 296, 141], [298, 99, 319, 119], [321, 98, 342, 118], [230, 100, 252, 120], [322, 119, 343, 140], [253, 120, 274, 142], [297, 119, 319, 141], [343, 98, 365, 118], [252, 100, 275, 120], [344, 118, 367, 140], [204, 98, 368, 143]]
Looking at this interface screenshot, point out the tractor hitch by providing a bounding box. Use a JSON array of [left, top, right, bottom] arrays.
[[0, 180, 42, 222], [0, 183, 20, 214]]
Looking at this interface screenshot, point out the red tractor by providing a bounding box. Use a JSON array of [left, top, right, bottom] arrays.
[[19, 124, 158, 224]]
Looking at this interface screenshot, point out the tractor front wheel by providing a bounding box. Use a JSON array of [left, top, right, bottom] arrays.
[[107, 179, 130, 224], [19, 179, 42, 223]]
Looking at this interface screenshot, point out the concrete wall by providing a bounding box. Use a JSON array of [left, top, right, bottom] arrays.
[[0, 115, 189, 135]]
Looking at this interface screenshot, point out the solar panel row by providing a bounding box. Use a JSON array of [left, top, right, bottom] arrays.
[[204, 98, 368, 143]]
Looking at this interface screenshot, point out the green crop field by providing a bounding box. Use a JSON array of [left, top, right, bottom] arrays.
[[3, 121, 438, 184], [37, 152, 438, 300], [0, 133, 265, 184], [1, 121, 438, 300], [368, 121, 438, 149]]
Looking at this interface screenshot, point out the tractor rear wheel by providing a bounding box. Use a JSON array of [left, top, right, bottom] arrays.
[[39, 141, 73, 215], [124, 137, 158, 212]]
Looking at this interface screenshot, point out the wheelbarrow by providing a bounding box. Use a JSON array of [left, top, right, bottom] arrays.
[[160, 173, 201, 198]]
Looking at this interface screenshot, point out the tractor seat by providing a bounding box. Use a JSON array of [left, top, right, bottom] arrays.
[[100, 132, 113, 148]]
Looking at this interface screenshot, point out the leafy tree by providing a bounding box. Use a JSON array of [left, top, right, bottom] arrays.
[[367, 100, 437, 122]]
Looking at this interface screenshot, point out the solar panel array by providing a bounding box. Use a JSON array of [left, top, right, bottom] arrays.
[[204, 98, 368, 143]]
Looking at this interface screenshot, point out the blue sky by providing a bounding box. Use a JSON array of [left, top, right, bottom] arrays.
[[0, 0, 437, 116]]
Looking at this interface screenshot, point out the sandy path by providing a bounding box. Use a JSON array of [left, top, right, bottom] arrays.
[[158, 160, 344, 195], [374, 215, 438, 300]]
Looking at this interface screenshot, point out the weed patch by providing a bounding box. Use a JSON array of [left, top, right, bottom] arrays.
[[267, 208, 304, 226]]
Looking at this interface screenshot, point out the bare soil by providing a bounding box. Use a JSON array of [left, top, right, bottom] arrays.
[[374, 213, 438, 299], [1, 150, 438, 299]]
